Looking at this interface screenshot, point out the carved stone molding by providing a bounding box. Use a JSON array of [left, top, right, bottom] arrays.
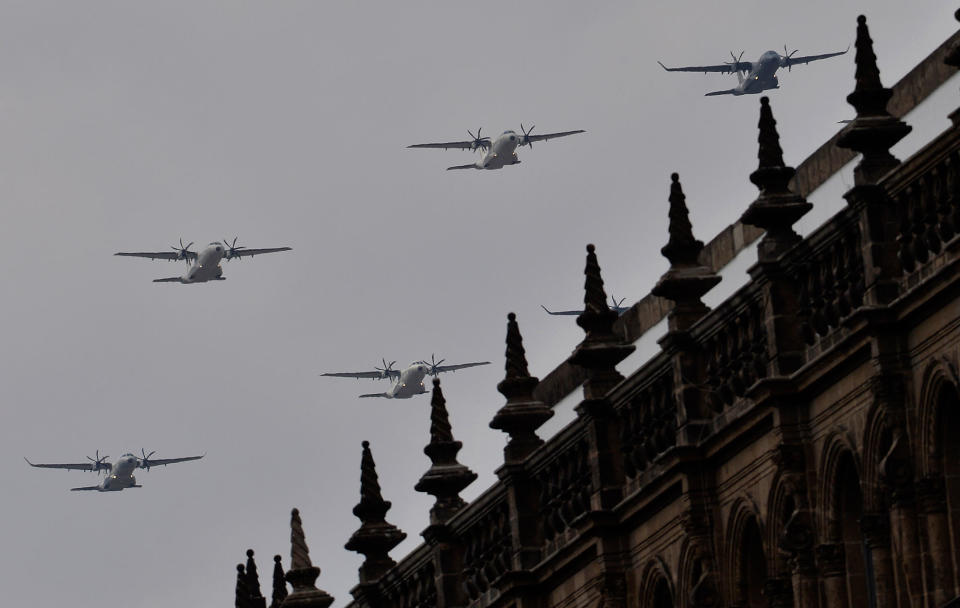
[[860, 512, 891, 548], [815, 543, 846, 577], [917, 475, 947, 514], [763, 576, 795, 608]]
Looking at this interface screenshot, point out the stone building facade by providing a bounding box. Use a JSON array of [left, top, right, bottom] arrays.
[[234, 12, 960, 608]]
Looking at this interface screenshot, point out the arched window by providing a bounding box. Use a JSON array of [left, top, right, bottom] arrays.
[[740, 516, 767, 608], [652, 577, 673, 608], [935, 382, 960, 592], [836, 453, 874, 607]]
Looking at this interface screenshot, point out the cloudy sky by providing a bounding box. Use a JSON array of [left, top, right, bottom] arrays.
[[0, 2, 956, 607]]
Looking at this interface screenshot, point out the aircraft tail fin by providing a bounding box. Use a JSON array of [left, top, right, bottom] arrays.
[[70, 485, 100, 491], [704, 88, 737, 97], [359, 392, 390, 399], [152, 277, 183, 283], [446, 163, 478, 171]]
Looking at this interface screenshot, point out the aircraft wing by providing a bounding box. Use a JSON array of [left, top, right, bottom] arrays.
[[523, 130, 585, 143], [432, 361, 491, 374], [225, 247, 292, 260], [657, 60, 750, 74], [785, 47, 849, 67], [408, 140, 487, 151], [321, 370, 398, 380], [24, 457, 108, 472], [359, 392, 390, 398], [70, 485, 101, 491], [115, 251, 196, 262], [141, 454, 204, 468]]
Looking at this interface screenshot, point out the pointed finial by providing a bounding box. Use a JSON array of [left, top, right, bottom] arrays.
[[582, 244, 609, 313], [492, 312, 553, 463], [415, 378, 477, 525], [838, 14, 911, 185], [236, 564, 250, 608], [850, 15, 884, 108], [660, 174, 704, 266], [246, 549, 265, 605], [283, 508, 334, 608], [653, 173, 721, 332], [503, 312, 530, 379], [345, 441, 406, 583], [429, 377, 454, 444], [756, 97, 785, 170], [289, 508, 312, 570], [358, 441, 385, 510], [270, 555, 288, 608], [945, 9, 960, 67], [742, 98, 811, 261], [570, 244, 635, 399]]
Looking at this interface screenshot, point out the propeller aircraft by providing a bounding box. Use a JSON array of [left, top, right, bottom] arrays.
[[657, 45, 848, 96], [24, 449, 204, 492], [541, 295, 630, 316], [408, 124, 585, 170], [321, 355, 490, 399], [115, 237, 291, 283]]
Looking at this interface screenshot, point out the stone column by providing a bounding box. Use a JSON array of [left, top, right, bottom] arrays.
[[740, 96, 812, 377], [345, 441, 407, 607], [918, 475, 955, 606], [490, 313, 552, 573], [836, 15, 911, 306], [816, 543, 847, 608], [568, 244, 634, 510], [861, 513, 896, 608], [414, 379, 477, 608], [651, 174, 721, 444]]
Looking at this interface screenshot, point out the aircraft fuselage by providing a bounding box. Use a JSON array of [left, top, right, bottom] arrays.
[[384, 363, 432, 398], [97, 454, 140, 491], [732, 50, 783, 95], [472, 131, 522, 170], [179, 243, 228, 284]]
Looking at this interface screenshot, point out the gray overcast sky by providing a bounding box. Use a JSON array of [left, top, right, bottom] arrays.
[[0, 2, 955, 607]]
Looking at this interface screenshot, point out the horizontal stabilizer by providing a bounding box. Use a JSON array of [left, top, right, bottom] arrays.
[[446, 164, 478, 171], [152, 277, 183, 283], [359, 392, 390, 398], [70, 486, 100, 491], [704, 88, 737, 97], [541, 305, 581, 316]]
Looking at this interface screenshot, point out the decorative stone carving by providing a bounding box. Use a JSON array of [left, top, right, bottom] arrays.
[[345, 441, 407, 584], [490, 313, 553, 463], [415, 379, 477, 525]]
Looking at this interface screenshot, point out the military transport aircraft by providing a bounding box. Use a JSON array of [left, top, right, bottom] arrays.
[[115, 237, 291, 283], [24, 449, 204, 492], [408, 124, 585, 170], [321, 355, 490, 399], [541, 295, 630, 316], [657, 45, 848, 96]]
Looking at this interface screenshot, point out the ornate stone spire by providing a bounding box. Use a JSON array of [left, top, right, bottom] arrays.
[[740, 97, 812, 262], [283, 508, 334, 608], [270, 555, 288, 608], [490, 312, 553, 463], [246, 549, 266, 608], [652, 174, 721, 332], [415, 378, 477, 525], [236, 564, 250, 608], [946, 9, 960, 67], [837, 15, 911, 185], [345, 440, 407, 583], [569, 244, 635, 400]]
